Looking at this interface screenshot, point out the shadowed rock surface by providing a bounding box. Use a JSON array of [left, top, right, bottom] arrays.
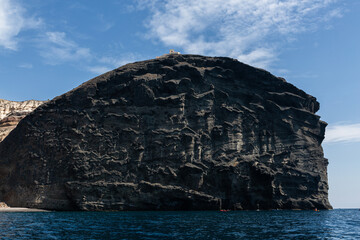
[[0, 100, 45, 142], [0, 55, 331, 210]]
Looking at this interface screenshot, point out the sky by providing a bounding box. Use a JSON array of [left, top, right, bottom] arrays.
[[0, 0, 359, 208]]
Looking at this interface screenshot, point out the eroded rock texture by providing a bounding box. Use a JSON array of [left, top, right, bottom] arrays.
[[0, 99, 45, 142], [0, 55, 331, 210]]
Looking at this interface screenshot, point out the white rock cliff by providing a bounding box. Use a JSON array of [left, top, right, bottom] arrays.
[[0, 99, 45, 142]]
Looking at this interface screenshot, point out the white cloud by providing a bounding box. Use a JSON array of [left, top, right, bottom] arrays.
[[325, 123, 360, 143], [0, 0, 41, 50], [237, 48, 276, 70], [41, 32, 91, 65], [0, 0, 140, 75], [142, 0, 342, 68]]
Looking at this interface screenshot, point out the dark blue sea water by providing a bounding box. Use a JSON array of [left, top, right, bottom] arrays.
[[0, 209, 358, 239]]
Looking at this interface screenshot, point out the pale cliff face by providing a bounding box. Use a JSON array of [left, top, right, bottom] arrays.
[[0, 99, 45, 119], [0, 99, 45, 142]]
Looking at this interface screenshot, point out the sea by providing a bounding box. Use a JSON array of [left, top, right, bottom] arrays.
[[0, 209, 358, 239]]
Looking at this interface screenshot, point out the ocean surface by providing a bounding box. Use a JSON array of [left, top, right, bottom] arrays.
[[0, 209, 358, 239]]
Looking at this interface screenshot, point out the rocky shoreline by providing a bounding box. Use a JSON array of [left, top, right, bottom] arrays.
[[0, 202, 48, 212], [0, 207, 49, 212]]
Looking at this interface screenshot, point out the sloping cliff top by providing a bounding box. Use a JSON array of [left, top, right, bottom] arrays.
[[0, 55, 331, 210]]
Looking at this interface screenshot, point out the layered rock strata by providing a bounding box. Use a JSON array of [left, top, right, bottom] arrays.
[[0, 100, 45, 142], [0, 55, 331, 210]]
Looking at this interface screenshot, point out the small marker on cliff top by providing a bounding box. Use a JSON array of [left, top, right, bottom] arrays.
[[156, 49, 181, 58]]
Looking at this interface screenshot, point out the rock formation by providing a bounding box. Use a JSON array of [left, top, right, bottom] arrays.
[[0, 99, 45, 142], [0, 55, 332, 210]]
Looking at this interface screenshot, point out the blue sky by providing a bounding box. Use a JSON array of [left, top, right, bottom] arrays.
[[0, 0, 359, 208]]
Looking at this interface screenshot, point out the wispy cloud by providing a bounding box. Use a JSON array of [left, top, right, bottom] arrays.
[[0, 0, 41, 50], [97, 14, 114, 32], [142, 0, 342, 68], [99, 54, 141, 67], [86, 66, 112, 75], [86, 55, 143, 75], [325, 123, 360, 143], [38, 31, 143, 74], [40, 32, 91, 65], [18, 63, 33, 69]]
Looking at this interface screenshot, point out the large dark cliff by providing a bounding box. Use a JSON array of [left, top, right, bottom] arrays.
[[0, 55, 331, 210]]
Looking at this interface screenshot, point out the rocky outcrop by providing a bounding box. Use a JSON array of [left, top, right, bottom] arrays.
[[0, 55, 331, 210], [0, 99, 45, 142], [0, 202, 9, 208]]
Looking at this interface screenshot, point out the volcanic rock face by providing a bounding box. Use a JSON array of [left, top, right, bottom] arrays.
[[0, 99, 45, 142], [0, 55, 331, 210]]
